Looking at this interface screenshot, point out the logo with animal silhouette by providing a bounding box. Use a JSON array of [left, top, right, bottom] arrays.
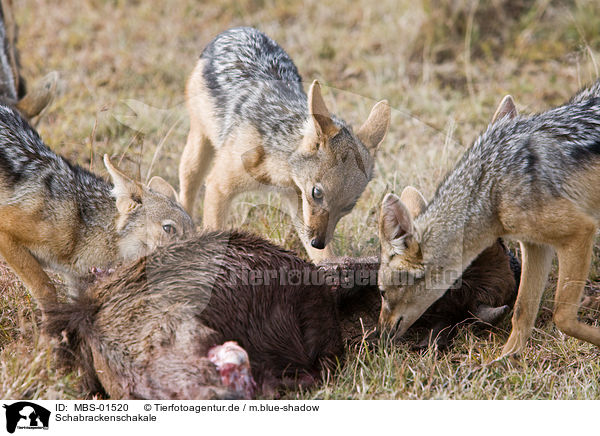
[[2, 402, 50, 433]]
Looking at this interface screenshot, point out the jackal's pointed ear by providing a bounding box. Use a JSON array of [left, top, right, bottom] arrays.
[[491, 95, 517, 123], [400, 186, 427, 219], [148, 176, 178, 202], [104, 154, 143, 214], [357, 100, 391, 155], [379, 193, 414, 243], [308, 80, 339, 138]]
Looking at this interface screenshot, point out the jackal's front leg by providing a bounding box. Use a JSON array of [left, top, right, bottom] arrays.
[[500, 241, 554, 359], [203, 179, 235, 230], [203, 150, 259, 230], [0, 231, 57, 311], [179, 123, 215, 216], [553, 223, 600, 347]]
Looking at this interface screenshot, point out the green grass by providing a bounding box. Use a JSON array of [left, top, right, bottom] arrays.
[[1, 0, 600, 399]]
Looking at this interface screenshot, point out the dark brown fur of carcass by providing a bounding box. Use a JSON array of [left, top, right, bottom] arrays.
[[44, 233, 519, 399], [44, 231, 344, 399]]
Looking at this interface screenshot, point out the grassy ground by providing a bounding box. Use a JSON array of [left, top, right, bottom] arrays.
[[1, 0, 600, 399]]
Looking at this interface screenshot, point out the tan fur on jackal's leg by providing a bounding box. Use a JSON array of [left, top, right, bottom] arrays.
[[179, 123, 215, 216], [203, 174, 235, 231], [553, 223, 600, 346], [500, 242, 554, 358], [202, 149, 259, 230], [0, 231, 57, 309]]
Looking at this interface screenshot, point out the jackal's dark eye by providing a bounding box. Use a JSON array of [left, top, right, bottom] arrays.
[[162, 224, 176, 235], [312, 186, 324, 200]]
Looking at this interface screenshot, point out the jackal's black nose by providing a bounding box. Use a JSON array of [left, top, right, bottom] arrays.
[[310, 238, 325, 249]]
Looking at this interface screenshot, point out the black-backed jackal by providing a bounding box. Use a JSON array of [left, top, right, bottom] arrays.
[[178, 27, 390, 261], [378, 86, 600, 359], [0, 105, 194, 313]]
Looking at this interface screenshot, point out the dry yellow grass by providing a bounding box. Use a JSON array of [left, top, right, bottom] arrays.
[[1, 0, 599, 399]]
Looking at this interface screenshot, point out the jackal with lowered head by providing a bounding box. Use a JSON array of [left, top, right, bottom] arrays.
[[378, 86, 600, 360], [178, 27, 390, 261], [0, 105, 194, 312]]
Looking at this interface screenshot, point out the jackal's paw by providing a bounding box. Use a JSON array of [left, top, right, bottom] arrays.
[[486, 352, 522, 369]]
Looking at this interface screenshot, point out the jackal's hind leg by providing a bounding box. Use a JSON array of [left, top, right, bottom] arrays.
[[500, 242, 553, 359], [553, 224, 600, 347]]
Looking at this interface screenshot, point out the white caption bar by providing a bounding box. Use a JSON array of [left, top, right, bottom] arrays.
[[0, 399, 590, 435]]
